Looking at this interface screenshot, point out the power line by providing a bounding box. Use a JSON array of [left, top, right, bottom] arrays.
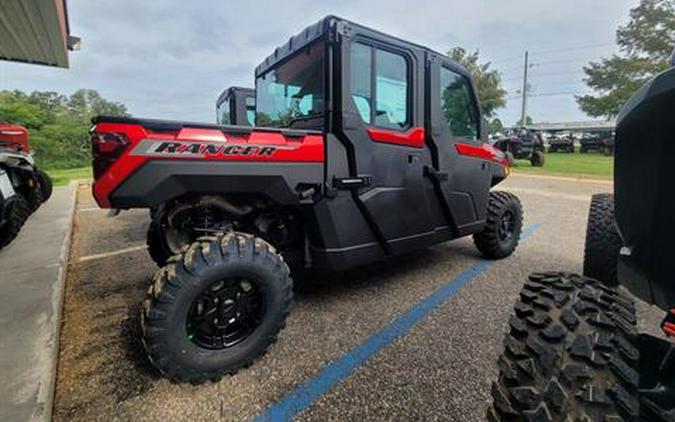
[[529, 42, 615, 56]]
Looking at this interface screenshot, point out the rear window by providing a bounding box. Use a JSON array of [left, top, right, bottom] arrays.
[[440, 67, 479, 140]]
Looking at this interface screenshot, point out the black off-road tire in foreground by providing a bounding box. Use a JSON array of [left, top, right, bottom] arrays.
[[530, 151, 545, 167], [488, 272, 640, 421], [474, 191, 523, 259], [141, 231, 293, 384], [0, 195, 31, 250], [583, 194, 622, 287]]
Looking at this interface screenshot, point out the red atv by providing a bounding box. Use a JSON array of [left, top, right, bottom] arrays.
[[91, 16, 523, 383], [0, 122, 52, 250]]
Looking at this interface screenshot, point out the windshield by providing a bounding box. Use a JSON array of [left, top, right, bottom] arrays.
[[256, 44, 324, 127]]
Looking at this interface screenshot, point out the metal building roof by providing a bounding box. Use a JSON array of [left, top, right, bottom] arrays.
[[0, 0, 79, 68]]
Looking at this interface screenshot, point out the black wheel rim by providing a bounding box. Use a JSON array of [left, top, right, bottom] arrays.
[[498, 210, 515, 242], [186, 278, 265, 349]]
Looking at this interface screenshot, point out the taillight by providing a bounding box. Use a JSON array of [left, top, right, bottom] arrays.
[[91, 132, 129, 179]]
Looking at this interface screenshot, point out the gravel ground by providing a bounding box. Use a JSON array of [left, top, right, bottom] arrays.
[[53, 175, 665, 421]]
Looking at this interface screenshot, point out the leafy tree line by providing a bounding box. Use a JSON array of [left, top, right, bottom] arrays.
[[0, 89, 128, 169], [578, 0, 675, 118]]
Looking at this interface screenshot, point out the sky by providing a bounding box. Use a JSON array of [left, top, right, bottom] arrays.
[[0, 0, 637, 126]]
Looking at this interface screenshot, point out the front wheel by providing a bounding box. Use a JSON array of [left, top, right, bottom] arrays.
[[474, 191, 523, 259], [0, 195, 31, 250], [583, 193, 622, 286], [530, 151, 545, 167], [141, 232, 293, 384]]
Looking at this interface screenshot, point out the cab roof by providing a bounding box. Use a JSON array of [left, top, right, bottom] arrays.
[[254, 15, 470, 79]]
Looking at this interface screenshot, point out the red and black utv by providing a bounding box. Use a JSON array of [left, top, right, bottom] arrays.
[[489, 66, 675, 421], [0, 122, 52, 250], [215, 86, 255, 126], [90, 16, 522, 383]]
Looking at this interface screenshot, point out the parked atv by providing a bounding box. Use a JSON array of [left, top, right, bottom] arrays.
[[0, 122, 52, 250], [547, 133, 575, 153], [579, 131, 615, 156], [488, 65, 675, 421], [91, 16, 523, 383], [493, 129, 546, 167]]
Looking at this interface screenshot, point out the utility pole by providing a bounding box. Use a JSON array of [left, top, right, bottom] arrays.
[[520, 51, 529, 127]]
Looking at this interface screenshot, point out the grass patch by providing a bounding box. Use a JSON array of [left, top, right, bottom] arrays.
[[45, 167, 92, 186], [512, 150, 613, 180]]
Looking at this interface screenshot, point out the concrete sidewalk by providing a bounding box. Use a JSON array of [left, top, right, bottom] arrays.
[[0, 182, 77, 422]]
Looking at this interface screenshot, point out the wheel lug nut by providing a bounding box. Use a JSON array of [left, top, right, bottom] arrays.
[[228, 317, 236, 324]]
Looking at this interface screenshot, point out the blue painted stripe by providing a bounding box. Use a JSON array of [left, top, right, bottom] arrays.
[[252, 223, 541, 422]]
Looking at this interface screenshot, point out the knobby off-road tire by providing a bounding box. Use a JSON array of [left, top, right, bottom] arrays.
[[36, 169, 53, 202], [474, 191, 523, 260], [141, 231, 293, 384], [488, 272, 640, 422], [530, 151, 546, 167], [583, 194, 621, 287], [0, 195, 31, 250]]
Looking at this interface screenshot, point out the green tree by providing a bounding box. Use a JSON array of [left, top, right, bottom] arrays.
[[577, 0, 675, 118], [488, 117, 505, 134], [447, 47, 506, 117], [0, 89, 129, 168]]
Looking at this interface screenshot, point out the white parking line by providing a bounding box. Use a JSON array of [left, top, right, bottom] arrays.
[[78, 245, 147, 263], [79, 207, 101, 212]]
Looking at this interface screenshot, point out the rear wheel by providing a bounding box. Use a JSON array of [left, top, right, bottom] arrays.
[[35, 169, 52, 202], [530, 151, 545, 167], [473, 191, 523, 259], [583, 194, 621, 286], [0, 195, 31, 250], [146, 198, 233, 267], [488, 272, 639, 421], [141, 232, 293, 384]]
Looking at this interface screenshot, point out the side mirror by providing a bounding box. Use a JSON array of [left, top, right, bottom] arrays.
[[480, 118, 489, 143]]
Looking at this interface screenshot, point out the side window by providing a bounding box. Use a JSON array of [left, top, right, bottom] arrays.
[[245, 96, 255, 126], [349, 42, 409, 130], [375, 49, 408, 129], [439, 67, 479, 140], [350, 43, 372, 122], [217, 98, 231, 125]]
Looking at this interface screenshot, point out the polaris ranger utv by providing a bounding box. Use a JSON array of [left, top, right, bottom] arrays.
[[90, 16, 523, 383], [215, 86, 255, 126], [489, 67, 675, 421], [0, 122, 52, 250]]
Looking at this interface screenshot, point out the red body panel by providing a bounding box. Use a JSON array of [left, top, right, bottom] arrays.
[[0, 122, 30, 152], [366, 127, 425, 148], [455, 142, 509, 167], [92, 122, 325, 208]]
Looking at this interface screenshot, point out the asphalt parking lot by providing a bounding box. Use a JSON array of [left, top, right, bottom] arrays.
[[53, 173, 664, 421]]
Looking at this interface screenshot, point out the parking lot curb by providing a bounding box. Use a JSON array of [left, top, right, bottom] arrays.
[[0, 181, 77, 422], [510, 172, 613, 185]]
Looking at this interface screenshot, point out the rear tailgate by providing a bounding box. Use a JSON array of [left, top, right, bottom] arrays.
[[90, 116, 324, 208]]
